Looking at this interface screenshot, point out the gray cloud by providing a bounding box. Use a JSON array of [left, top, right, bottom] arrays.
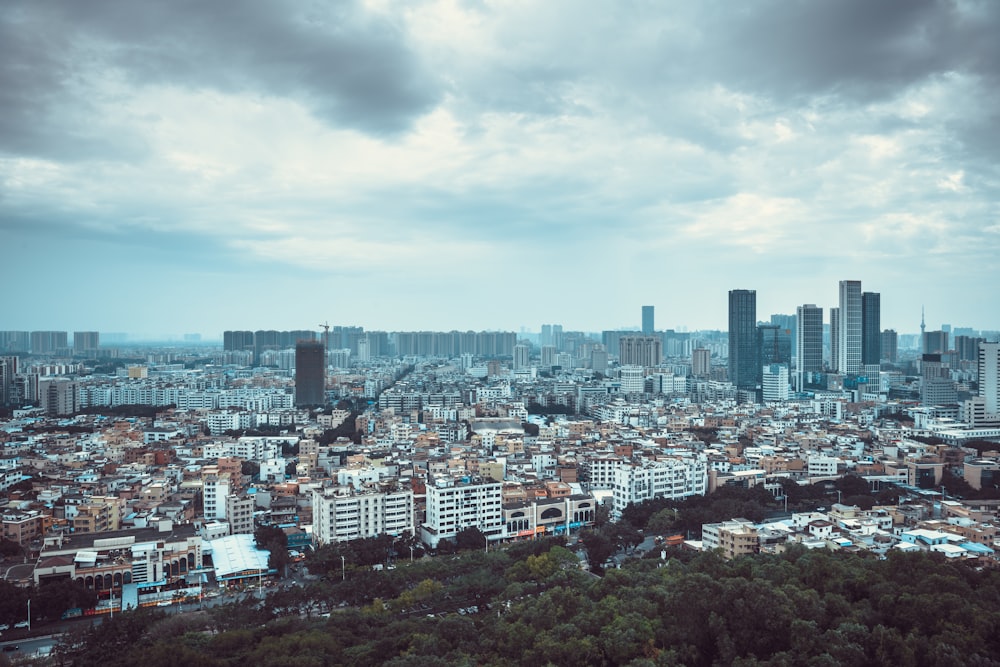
[[0, 0, 440, 160]]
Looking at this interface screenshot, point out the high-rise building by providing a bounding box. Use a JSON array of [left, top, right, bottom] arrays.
[[0, 332, 29, 353], [38, 377, 79, 416], [513, 343, 531, 370], [829, 307, 840, 372], [30, 331, 68, 355], [73, 331, 100, 356], [881, 330, 898, 363], [923, 330, 949, 355], [728, 289, 757, 390], [955, 335, 985, 363], [758, 324, 791, 367], [796, 304, 823, 390], [838, 280, 862, 375], [223, 330, 254, 352], [770, 314, 797, 358], [642, 306, 655, 336], [295, 340, 326, 407], [0, 356, 18, 406], [692, 348, 711, 377], [619, 336, 662, 367], [540, 345, 556, 367], [861, 292, 880, 366]]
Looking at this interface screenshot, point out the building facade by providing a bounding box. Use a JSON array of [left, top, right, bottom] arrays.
[[728, 289, 757, 391]]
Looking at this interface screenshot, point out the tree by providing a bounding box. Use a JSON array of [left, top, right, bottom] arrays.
[[580, 530, 615, 572], [255, 524, 289, 574], [455, 527, 487, 552]]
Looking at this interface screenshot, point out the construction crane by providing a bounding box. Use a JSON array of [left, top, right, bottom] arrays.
[[319, 322, 330, 356]]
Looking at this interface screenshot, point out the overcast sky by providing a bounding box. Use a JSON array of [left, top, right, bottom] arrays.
[[2, 0, 998, 339]]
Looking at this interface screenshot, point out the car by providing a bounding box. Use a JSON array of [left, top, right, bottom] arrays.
[[13, 621, 28, 629], [157, 601, 172, 607], [2, 645, 18, 652], [0, 625, 7, 631]]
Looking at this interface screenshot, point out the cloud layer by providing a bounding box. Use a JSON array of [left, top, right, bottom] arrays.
[[2, 0, 998, 336]]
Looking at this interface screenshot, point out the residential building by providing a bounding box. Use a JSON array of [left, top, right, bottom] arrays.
[[422, 477, 503, 548], [702, 519, 759, 559], [619, 336, 662, 367], [312, 486, 415, 545]]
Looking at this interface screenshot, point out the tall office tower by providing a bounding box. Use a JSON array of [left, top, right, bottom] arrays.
[[923, 330, 949, 355], [796, 304, 823, 390], [881, 330, 898, 363], [223, 330, 253, 352], [770, 314, 797, 358], [73, 331, 100, 355], [619, 336, 662, 367], [829, 307, 840, 372], [728, 289, 757, 390], [513, 343, 531, 370], [540, 345, 556, 367], [838, 280, 862, 374], [642, 306, 655, 336], [295, 340, 326, 407], [758, 325, 792, 367], [861, 292, 880, 365], [30, 331, 68, 355], [920, 354, 957, 406], [692, 348, 711, 377]]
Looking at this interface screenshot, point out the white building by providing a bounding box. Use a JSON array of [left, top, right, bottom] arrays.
[[611, 457, 708, 519], [762, 364, 789, 402], [421, 477, 503, 548], [312, 486, 415, 546]]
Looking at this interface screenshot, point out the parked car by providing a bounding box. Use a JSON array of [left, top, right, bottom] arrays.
[[0, 624, 8, 631], [14, 621, 28, 629]]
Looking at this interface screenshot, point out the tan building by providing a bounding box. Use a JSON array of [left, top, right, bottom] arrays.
[[702, 519, 759, 560]]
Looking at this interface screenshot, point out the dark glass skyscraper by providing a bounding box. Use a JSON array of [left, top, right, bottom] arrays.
[[728, 289, 757, 390], [796, 304, 823, 390], [642, 306, 655, 335], [861, 292, 881, 365], [295, 340, 326, 407]]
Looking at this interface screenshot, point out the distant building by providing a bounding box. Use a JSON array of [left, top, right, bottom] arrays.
[[642, 305, 655, 336], [313, 486, 415, 545], [692, 348, 711, 377], [73, 331, 100, 355], [881, 329, 898, 363], [619, 336, 662, 367], [829, 307, 840, 372], [762, 364, 789, 402], [295, 340, 326, 407], [924, 330, 949, 355], [513, 343, 531, 370]]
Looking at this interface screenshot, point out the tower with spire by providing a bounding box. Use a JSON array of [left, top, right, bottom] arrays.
[[921, 306, 926, 354]]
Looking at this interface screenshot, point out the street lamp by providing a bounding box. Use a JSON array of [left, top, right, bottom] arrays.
[[26, 599, 30, 631], [409, 545, 414, 563], [340, 555, 345, 581]]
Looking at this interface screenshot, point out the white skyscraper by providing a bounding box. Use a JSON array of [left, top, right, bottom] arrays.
[[838, 280, 862, 375]]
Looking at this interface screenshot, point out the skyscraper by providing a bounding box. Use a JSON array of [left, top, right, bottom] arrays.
[[829, 307, 840, 373], [758, 325, 791, 367], [796, 304, 823, 390], [728, 289, 757, 390], [838, 280, 862, 374], [979, 342, 999, 416], [881, 329, 898, 363], [73, 331, 100, 356], [295, 340, 326, 407], [642, 306, 655, 336], [923, 330, 949, 355], [861, 292, 880, 366]]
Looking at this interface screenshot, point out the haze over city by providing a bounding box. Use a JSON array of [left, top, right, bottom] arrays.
[[2, 1, 999, 337]]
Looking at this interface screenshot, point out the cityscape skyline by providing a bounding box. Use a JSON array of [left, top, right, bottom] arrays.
[[3, 2, 999, 336]]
